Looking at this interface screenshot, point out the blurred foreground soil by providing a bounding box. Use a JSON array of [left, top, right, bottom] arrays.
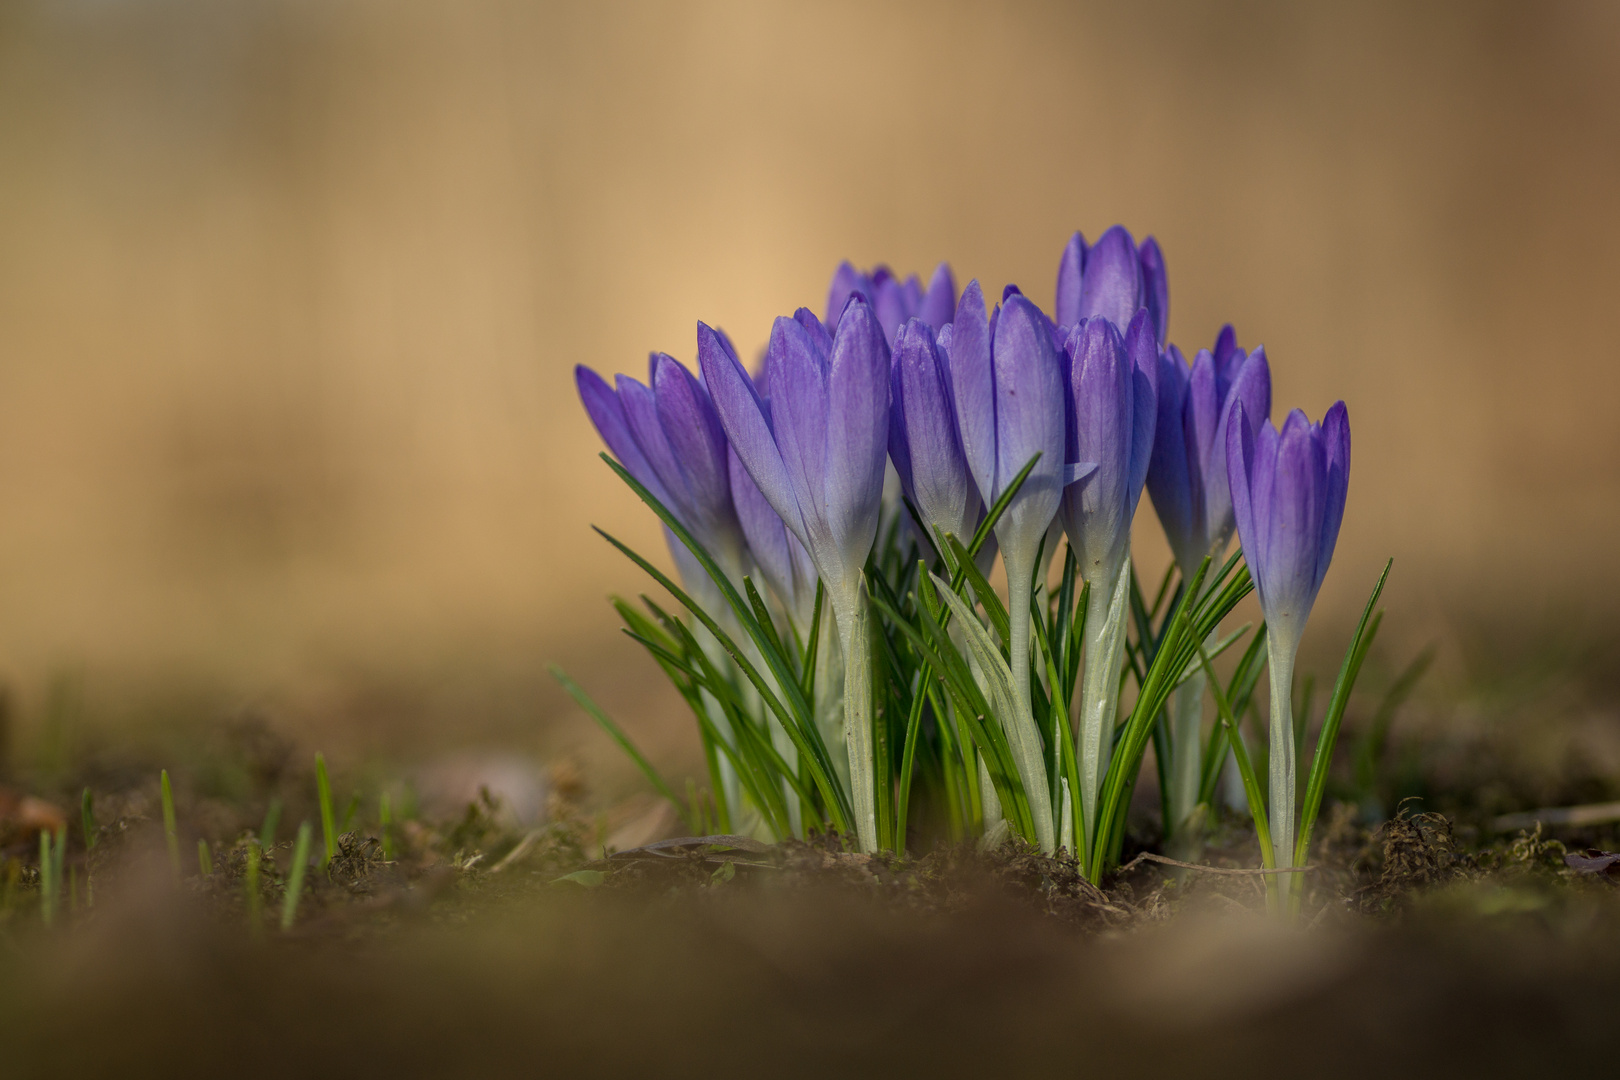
[[1, 758, 1619, 1079], [3, 843, 1619, 1079]]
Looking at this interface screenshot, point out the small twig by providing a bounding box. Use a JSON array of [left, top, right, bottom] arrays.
[[1118, 851, 1312, 876], [489, 828, 546, 874], [1493, 801, 1620, 832]]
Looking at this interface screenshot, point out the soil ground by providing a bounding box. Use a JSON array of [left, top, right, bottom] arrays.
[[4, 659, 1620, 1080]]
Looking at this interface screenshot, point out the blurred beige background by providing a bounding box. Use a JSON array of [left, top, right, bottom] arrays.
[[0, 1, 1616, 776]]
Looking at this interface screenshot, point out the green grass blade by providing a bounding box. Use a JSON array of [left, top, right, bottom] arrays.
[[160, 769, 181, 875], [281, 822, 312, 931], [315, 753, 337, 869], [549, 664, 695, 831], [597, 455, 813, 721], [594, 524, 851, 831], [1353, 641, 1435, 796], [258, 797, 282, 851], [1294, 558, 1393, 870], [800, 581, 825, 703], [947, 534, 1009, 651], [1200, 645, 1274, 868], [197, 839, 213, 877]]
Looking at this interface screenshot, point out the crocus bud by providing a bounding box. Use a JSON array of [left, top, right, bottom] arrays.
[[701, 298, 890, 622], [575, 353, 748, 580], [1147, 331, 1272, 575], [950, 282, 1070, 568], [921, 263, 957, 333], [826, 260, 958, 348], [1059, 310, 1159, 579], [1227, 401, 1351, 648], [888, 318, 982, 551], [703, 297, 892, 852], [1053, 224, 1169, 344]]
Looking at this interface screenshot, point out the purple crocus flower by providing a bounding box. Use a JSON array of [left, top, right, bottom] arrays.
[[1059, 311, 1159, 580], [950, 283, 1072, 585], [1055, 225, 1169, 344], [1227, 398, 1351, 880], [701, 296, 891, 851], [1147, 327, 1273, 576], [575, 351, 749, 584], [949, 281, 1081, 852], [1146, 328, 1270, 850], [1057, 310, 1158, 851], [888, 317, 984, 557], [828, 261, 956, 347], [1228, 402, 1350, 649]]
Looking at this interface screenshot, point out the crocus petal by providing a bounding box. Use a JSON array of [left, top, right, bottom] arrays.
[[824, 297, 891, 576], [1266, 410, 1327, 622], [793, 306, 833, 356], [992, 293, 1066, 544], [1146, 347, 1196, 571], [1124, 308, 1159, 511], [1139, 236, 1169, 345], [921, 263, 956, 332], [1077, 225, 1143, 331], [1055, 231, 1088, 328], [616, 372, 691, 521], [901, 275, 925, 319], [950, 280, 998, 506], [652, 354, 733, 532], [1250, 419, 1281, 605], [1316, 400, 1351, 595], [1062, 317, 1133, 571], [730, 444, 797, 612], [1206, 346, 1271, 548], [1226, 401, 1258, 578], [872, 274, 909, 347], [767, 315, 833, 557], [699, 321, 807, 547], [576, 365, 673, 508], [826, 261, 867, 327], [893, 319, 974, 540], [886, 353, 914, 503]]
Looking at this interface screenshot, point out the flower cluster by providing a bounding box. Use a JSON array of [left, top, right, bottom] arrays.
[[569, 229, 1371, 909]]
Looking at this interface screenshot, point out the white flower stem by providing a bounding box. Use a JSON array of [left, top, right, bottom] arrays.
[[1003, 546, 1056, 853], [1076, 558, 1132, 862], [834, 582, 878, 853], [1267, 629, 1299, 910]]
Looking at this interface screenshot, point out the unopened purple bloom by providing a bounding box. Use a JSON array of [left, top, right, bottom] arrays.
[[1054, 225, 1168, 344], [888, 318, 983, 553], [703, 296, 891, 851], [1228, 398, 1350, 879], [1059, 310, 1159, 578], [701, 297, 890, 615], [950, 282, 1071, 565], [827, 261, 956, 347], [1057, 307, 1158, 853], [575, 352, 748, 579], [1227, 401, 1351, 644], [1147, 328, 1272, 575]]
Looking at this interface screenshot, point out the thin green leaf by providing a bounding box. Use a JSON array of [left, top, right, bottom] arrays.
[[550, 665, 695, 829], [1294, 558, 1393, 870]]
